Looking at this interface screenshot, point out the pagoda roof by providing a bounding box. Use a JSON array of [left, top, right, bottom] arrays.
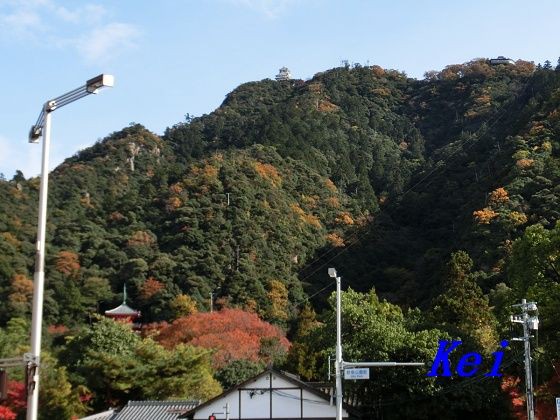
[[105, 283, 140, 318], [105, 303, 141, 317]]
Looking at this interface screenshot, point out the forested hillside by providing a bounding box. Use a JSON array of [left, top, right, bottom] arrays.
[[1, 58, 559, 418]]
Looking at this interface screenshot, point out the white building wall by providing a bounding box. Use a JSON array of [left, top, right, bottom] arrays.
[[271, 388, 300, 418], [192, 372, 348, 419]]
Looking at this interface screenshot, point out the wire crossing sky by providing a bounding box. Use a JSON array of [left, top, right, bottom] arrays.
[[1, 0, 559, 178]]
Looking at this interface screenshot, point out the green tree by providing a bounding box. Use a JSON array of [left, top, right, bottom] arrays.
[[290, 288, 447, 418], [430, 251, 498, 353], [39, 353, 88, 420], [64, 317, 221, 409], [506, 222, 560, 376], [0, 317, 29, 358], [214, 359, 264, 390], [295, 288, 510, 419], [507, 222, 560, 293]]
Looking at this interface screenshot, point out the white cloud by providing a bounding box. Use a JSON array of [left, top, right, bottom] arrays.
[[0, 0, 50, 38], [0, 134, 42, 179], [52, 3, 108, 25], [0, 8, 42, 36], [82, 4, 108, 24], [74, 22, 139, 63], [0, 1, 137, 63], [228, 0, 300, 18], [52, 5, 81, 23]]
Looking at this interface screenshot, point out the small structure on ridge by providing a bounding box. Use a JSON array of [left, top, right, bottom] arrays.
[[489, 56, 514, 65], [275, 67, 292, 81]]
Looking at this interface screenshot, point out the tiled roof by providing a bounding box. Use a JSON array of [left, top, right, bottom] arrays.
[[79, 409, 116, 420], [112, 400, 199, 420]]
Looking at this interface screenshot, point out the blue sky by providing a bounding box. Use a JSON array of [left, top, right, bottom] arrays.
[[1, 0, 559, 178]]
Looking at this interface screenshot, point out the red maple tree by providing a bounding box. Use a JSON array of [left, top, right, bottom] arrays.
[[0, 380, 26, 419], [156, 308, 290, 368]]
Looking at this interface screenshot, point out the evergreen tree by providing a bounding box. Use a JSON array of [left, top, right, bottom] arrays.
[[430, 251, 498, 353]]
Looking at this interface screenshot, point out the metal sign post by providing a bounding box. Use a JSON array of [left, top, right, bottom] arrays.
[[344, 368, 370, 380]]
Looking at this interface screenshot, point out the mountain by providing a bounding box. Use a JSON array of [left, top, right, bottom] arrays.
[[0, 58, 559, 327]]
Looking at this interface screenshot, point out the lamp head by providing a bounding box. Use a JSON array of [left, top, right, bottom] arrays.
[[86, 74, 114, 93], [29, 125, 42, 143], [328, 268, 337, 278]]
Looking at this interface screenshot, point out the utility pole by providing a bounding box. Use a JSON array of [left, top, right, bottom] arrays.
[[210, 288, 221, 313], [511, 299, 539, 420]]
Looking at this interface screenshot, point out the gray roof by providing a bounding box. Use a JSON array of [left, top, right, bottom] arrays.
[[79, 409, 116, 420], [105, 303, 140, 316], [112, 400, 199, 420]]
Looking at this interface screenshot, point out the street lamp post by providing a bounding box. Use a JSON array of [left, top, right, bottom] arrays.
[[328, 268, 343, 420], [27, 74, 114, 420]]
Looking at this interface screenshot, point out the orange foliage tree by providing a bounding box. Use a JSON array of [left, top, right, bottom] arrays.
[[156, 308, 290, 369], [8, 274, 33, 314], [139, 277, 164, 301], [335, 211, 354, 225], [254, 162, 282, 187], [326, 232, 345, 247], [473, 207, 498, 224], [55, 251, 81, 277], [488, 187, 509, 206], [127, 230, 156, 247], [516, 158, 534, 169]]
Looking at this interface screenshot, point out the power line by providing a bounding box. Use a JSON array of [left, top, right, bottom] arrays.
[[297, 74, 533, 295], [293, 281, 336, 309]]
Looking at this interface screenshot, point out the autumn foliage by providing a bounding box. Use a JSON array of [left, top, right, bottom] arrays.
[[516, 158, 534, 169], [501, 376, 525, 419], [0, 406, 16, 420], [473, 207, 498, 224], [335, 211, 354, 226], [0, 381, 26, 420], [254, 162, 282, 187], [127, 230, 155, 247], [8, 274, 33, 313], [169, 294, 198, 319], [290, 204, 321, 229], [156, 308, 290, 369], [139, 277, 164, 301], [488, 187, 509, 206], [326, 232, 345, 247], [55, 251, 81, 277]]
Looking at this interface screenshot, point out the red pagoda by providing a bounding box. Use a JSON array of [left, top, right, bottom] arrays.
[[105, 284, 141, 328]]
